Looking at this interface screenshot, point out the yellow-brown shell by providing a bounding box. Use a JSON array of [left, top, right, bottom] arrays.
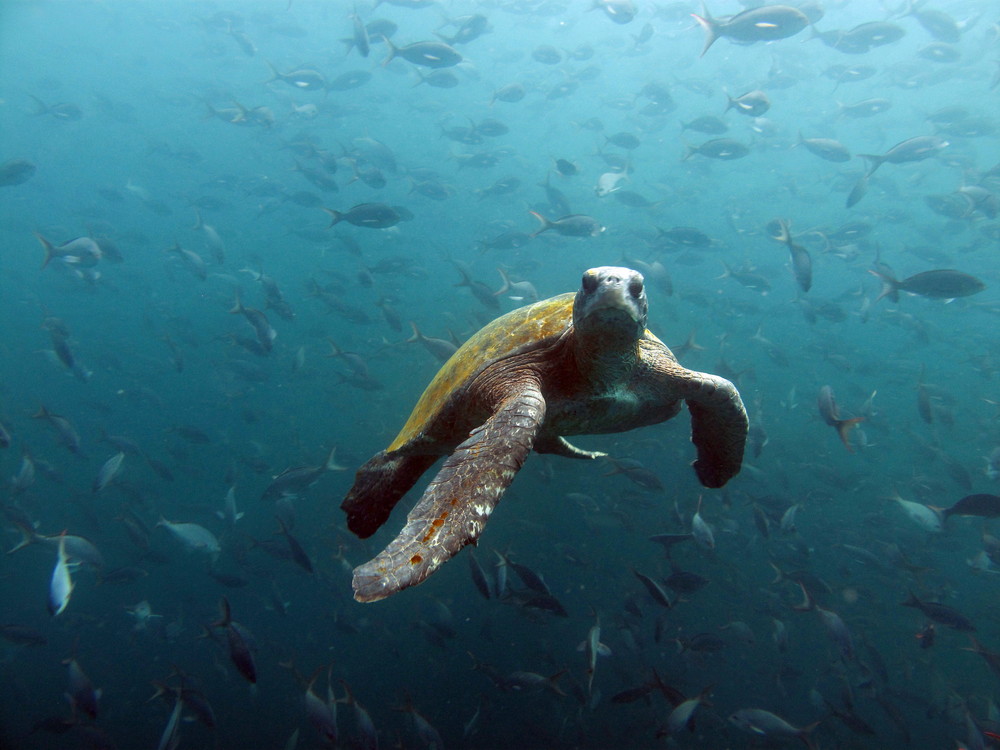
[[388, 293, 576, 451]]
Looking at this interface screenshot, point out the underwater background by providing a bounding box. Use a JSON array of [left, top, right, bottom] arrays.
[[1, 0, 999, 748]]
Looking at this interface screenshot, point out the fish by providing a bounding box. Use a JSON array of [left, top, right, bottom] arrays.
[[528, 211, 605, 238], [683, 138, 749, 161], [157, 517, 221, 556], [407, 322, 458, 362], [729, 708, 819, 749], [796, 133, 851, 162], [768, 219, 812, 292], [35, 234, 102, 269], [667, 686, 713, 734], [943, 494, 1000, 520], [382, 38, 462, 68], [633, 569, 673, 608], [693, 5, 810, 56], [0, 158, 37, 186], [65, 657, 101, 719], [681, 115, 728, 134], [264, 62, 327, 90], [91, 452, 125, 494], [595, 171, 628, 197], [276, 517, 313, 573], [692, 497, 715, 550], [48, 532, 75, 617], [323, 203, 402, 229], [32, 406, 83, 455], [902, 591, 975, 631], [888, 491, 944, 533], [838, 98, 892, 118], [210, 597, 257, 683], [261, 446, 344, 500], [725, 90, 770, 117], [577, 615, 611, 696], [817, 386, 863, 452], [868, 268, 985, 303], [230, 290, 277, 354], [859, 135, 949, 175]]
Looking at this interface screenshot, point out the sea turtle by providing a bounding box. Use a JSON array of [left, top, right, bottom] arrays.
[[341, 266, 748, 602]]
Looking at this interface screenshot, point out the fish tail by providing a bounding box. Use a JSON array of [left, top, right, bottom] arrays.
[[406, 321, 422, 344], [324, 446, 346, 472], [322, 207, 343, 227], [6, 520, 39, 554], [866, 269, 899, 303], [857, 153, 883, 176], [191, 208, 203, 231], [228, 290, 244, 315], [834, 417, 864, 452], [690, 12, 719, 57], [681, 144, 696, 161], [35, 232, 57, 269], [380, 35, 396, 67], [793, 582, 815, 612], [528, 210, 550, 238], [263, 59, 280, 84]]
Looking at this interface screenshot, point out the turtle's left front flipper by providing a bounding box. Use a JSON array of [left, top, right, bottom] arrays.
[[352, 384, 546, 603], [667, 365, 748, 488]]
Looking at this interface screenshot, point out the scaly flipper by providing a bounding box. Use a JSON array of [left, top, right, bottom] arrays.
[[352, 385, 545, 602], [658, 360, 747, 488], [341, 452, 439, 539]]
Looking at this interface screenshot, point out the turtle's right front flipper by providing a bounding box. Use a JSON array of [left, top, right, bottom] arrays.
[[341, 452, 439, 539], [352, 385, 545, 603]]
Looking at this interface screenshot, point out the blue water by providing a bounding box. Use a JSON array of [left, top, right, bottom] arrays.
[[1, 0, 999, 748]]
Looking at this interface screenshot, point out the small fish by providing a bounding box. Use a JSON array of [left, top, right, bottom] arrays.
[[48, 532, 74, 616], [859, 135, 948, 175], [528, 211, 605, 238], [594, 171, 628, 197], [35, 234, 102, 269], [0, 158, 36, 187], [693, 5, 810, 56], [868, 268, 985, 303], [817, 386, 863, 452], [889, 493, 945, 534], [768, 219, 812, 293], [65, 657, 101, 719], [323, 202, 402, 229], [691, 496, 715, 550], [667, 686, 713, 735], [725, 90, 770, 117], [157, 517, 221, 556], [277, 517, 313, 573], [230, 290, 277, 354], [683, 138, 749, 160], [729, 708, 818, 747], [382, 38, 462, 68], [902, 591, 975, 631], [261, 446, 345, 501], [92, 452, 125, 494], [944, 494, 1000, 520], [796, 133, 851, 163], [633, 569, 672, 608], [210, 597, 257, 683]]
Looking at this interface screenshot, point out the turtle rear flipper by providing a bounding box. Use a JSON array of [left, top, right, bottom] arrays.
[[352, 386, 545, 603], [341, 452, 439, 538]]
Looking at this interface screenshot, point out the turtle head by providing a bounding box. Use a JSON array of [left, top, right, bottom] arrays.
[[573, 266, 647, 341]]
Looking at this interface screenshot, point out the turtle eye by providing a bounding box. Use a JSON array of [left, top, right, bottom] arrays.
[[581, 272, 598, 293], [628, 276, 644, 298]]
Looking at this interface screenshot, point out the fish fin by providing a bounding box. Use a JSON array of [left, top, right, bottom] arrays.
[[691, 11, 719, 57], [835, 418, 864, 452]]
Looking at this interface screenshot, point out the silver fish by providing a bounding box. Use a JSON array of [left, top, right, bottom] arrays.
[[48, 533, 74, 616]]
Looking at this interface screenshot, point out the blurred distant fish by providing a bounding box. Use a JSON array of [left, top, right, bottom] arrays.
[[725, 90, 770, 117], [92, 451, 125, 493], [35, 233, 102, 269], [192, 209, 226, 264], [593, 0, 636, 25], [859, 135, 948, 175], [261, 446, 345, 501], [28, 94, 83, 121], [48, 533, 74, 616], [217, 485, 245, 528], [528, 211, 605, 238], [65, 657, 101, 719], [230, 290, 277, 354], [768, 218, 812, 292], [0, 158, 36, 187], [692, 5, 810, 57], [210, 597, 257, 683], [682, 138, 749, 161], [157, 517, 220, 557], [817, 386, 863, 452], [868, 268, 984, 303], [32, 406, 83, 455], [796, 133, 851, 162], [382, 37, 462, 68], [323, 203, 402, 229], [265, 61, 327, 90]]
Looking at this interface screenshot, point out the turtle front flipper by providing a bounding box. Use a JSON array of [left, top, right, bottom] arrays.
[[680, 370, 748, 488], [352, 385, 545, 603]]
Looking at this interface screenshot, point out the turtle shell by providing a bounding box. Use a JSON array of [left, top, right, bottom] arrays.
[[388, 293, 575, 452]]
